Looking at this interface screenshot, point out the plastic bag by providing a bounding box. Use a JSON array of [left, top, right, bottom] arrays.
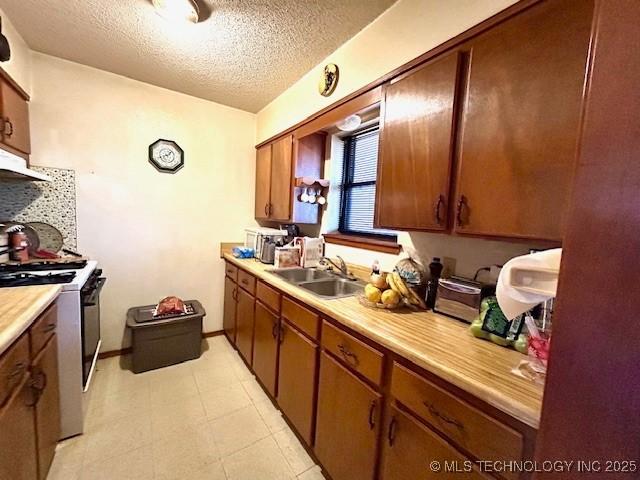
[[394, 246, 428, 287], [155, 296, 186, 316]]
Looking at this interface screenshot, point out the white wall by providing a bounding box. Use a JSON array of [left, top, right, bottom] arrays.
[[256, 0, 518, 142], [0, 7, 32, 94], [29, 53, 256, 351]]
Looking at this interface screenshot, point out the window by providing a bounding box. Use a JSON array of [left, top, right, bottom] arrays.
[[338, 126, 397, 241]]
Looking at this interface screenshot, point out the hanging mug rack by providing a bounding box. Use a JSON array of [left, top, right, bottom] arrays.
[[295, 177, 330, 206]]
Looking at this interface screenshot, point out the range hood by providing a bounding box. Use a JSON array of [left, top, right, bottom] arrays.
[[0, 149, 51, 181]]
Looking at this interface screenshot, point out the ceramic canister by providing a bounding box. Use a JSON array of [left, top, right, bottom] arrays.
[[0, 224, 8, 263]]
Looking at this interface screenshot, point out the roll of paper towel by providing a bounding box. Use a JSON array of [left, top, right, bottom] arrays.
[[496, 249, 562, 320]]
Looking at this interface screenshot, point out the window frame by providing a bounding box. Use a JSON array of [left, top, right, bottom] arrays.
[[337, 125, 398, 243]]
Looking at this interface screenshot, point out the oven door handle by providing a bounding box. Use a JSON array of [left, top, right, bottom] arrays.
[[83, 278, 106, 306]]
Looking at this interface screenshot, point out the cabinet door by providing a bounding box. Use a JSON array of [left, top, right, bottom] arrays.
[[381, 406, 487, 480], [235, 288, 255, 366], [32, 335, 60, 480], [0, 375, 37, 480], [223, 277, 237, 345], [276, 321, 318, 445], [255, 145, 272, 220], [376, 53, 460, 231], [252, 301, 279, 397], [269, 135, 293, 221], [314, 352, 381, 480], [0, 80, 30, 155], [454, 0, 593, 241]]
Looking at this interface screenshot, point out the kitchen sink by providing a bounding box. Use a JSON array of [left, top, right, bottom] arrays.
[[297, 278, 364, 298], [268, 268, 364, 299], [270, 268, 334, 283]]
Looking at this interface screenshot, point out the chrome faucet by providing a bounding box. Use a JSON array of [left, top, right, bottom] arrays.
[[321, 255, 356, 280]]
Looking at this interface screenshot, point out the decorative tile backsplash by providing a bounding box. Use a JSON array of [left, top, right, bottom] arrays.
[[0, 166, 77, 249]]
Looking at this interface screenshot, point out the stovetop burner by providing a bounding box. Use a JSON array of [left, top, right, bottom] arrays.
[[0, 260, 88, 274], [0, 271, 77, 287]]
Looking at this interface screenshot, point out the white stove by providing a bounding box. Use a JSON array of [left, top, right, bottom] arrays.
[[0, 259, 105, 438], [56, 261, 104, 438]]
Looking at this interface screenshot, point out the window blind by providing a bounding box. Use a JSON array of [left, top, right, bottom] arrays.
[[339, 127, 397, 239]]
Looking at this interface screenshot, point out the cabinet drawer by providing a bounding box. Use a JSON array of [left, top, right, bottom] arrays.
[[391, 362, 523, 471], [282, 297, 319, 340], [30, 303, 57, 358], [237, 270, 256, 295], [0, 333, 29, 407], [382, 405, 490, 480], [321, 320, 384, 386], [256, 281, 280, 313], [225, 262, 238, 282]]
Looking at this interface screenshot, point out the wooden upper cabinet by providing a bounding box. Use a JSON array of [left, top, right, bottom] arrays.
[[314, 352, 381, 480], [254, 132, 325, 223], [269, 135, 293, 221], [454, 0, 593, 241], [0, 78, 30, 156], [255, 145, 272, 220], [376, 52, 461, 231], [223, 276, 237, 344]]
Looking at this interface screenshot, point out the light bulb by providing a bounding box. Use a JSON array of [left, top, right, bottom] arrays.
[[337, 114, 362, 132], [152, 0, 199, 23]]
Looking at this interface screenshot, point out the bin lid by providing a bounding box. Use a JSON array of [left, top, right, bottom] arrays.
[[126, 300, 205, 328]]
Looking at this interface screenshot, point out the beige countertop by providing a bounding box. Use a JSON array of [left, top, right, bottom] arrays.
[[223, 253, 544, 428], [0, 285, 62, 355]]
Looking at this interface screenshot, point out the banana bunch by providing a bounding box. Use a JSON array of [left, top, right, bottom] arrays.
[[388, 271, 427, 309]]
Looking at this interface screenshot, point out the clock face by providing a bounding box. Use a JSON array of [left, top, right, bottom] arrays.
[[149, 139, 184, 173]]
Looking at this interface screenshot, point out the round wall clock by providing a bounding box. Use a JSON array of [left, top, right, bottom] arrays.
[[148, 139, 184, 173], [318, 63, 339, 97]]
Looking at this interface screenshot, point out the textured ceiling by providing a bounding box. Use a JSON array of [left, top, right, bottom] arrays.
[[0, 0, 396, 112]]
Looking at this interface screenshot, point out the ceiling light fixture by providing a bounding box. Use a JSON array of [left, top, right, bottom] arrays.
[[152, 0, 200, 23], [336, 114, 362, 132]]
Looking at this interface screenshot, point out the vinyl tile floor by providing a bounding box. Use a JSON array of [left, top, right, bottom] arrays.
[[47, 336, 326, 480]]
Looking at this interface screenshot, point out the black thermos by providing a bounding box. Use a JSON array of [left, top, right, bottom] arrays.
[[426, 257, 443, 309]]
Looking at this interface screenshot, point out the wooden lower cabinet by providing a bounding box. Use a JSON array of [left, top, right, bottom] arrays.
[[381, 406, 487, 480], [221, 267, 536, 480], [32, 336, 60, 480], [315, 352, 381, 480], [391, 362, 523, 473], [235, 288, 255, 365], [252, 301, 279, 396], [0, 308, 61, 480], [223, 276, 237, 344], [0, 376, 38, 480], [276, 321, 318, 445]]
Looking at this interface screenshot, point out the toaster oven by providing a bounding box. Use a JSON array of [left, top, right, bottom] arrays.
[[434, 277, 496, 323]]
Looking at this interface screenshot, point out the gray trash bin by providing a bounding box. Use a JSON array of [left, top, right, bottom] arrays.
[[126, 300, 205, 373]]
